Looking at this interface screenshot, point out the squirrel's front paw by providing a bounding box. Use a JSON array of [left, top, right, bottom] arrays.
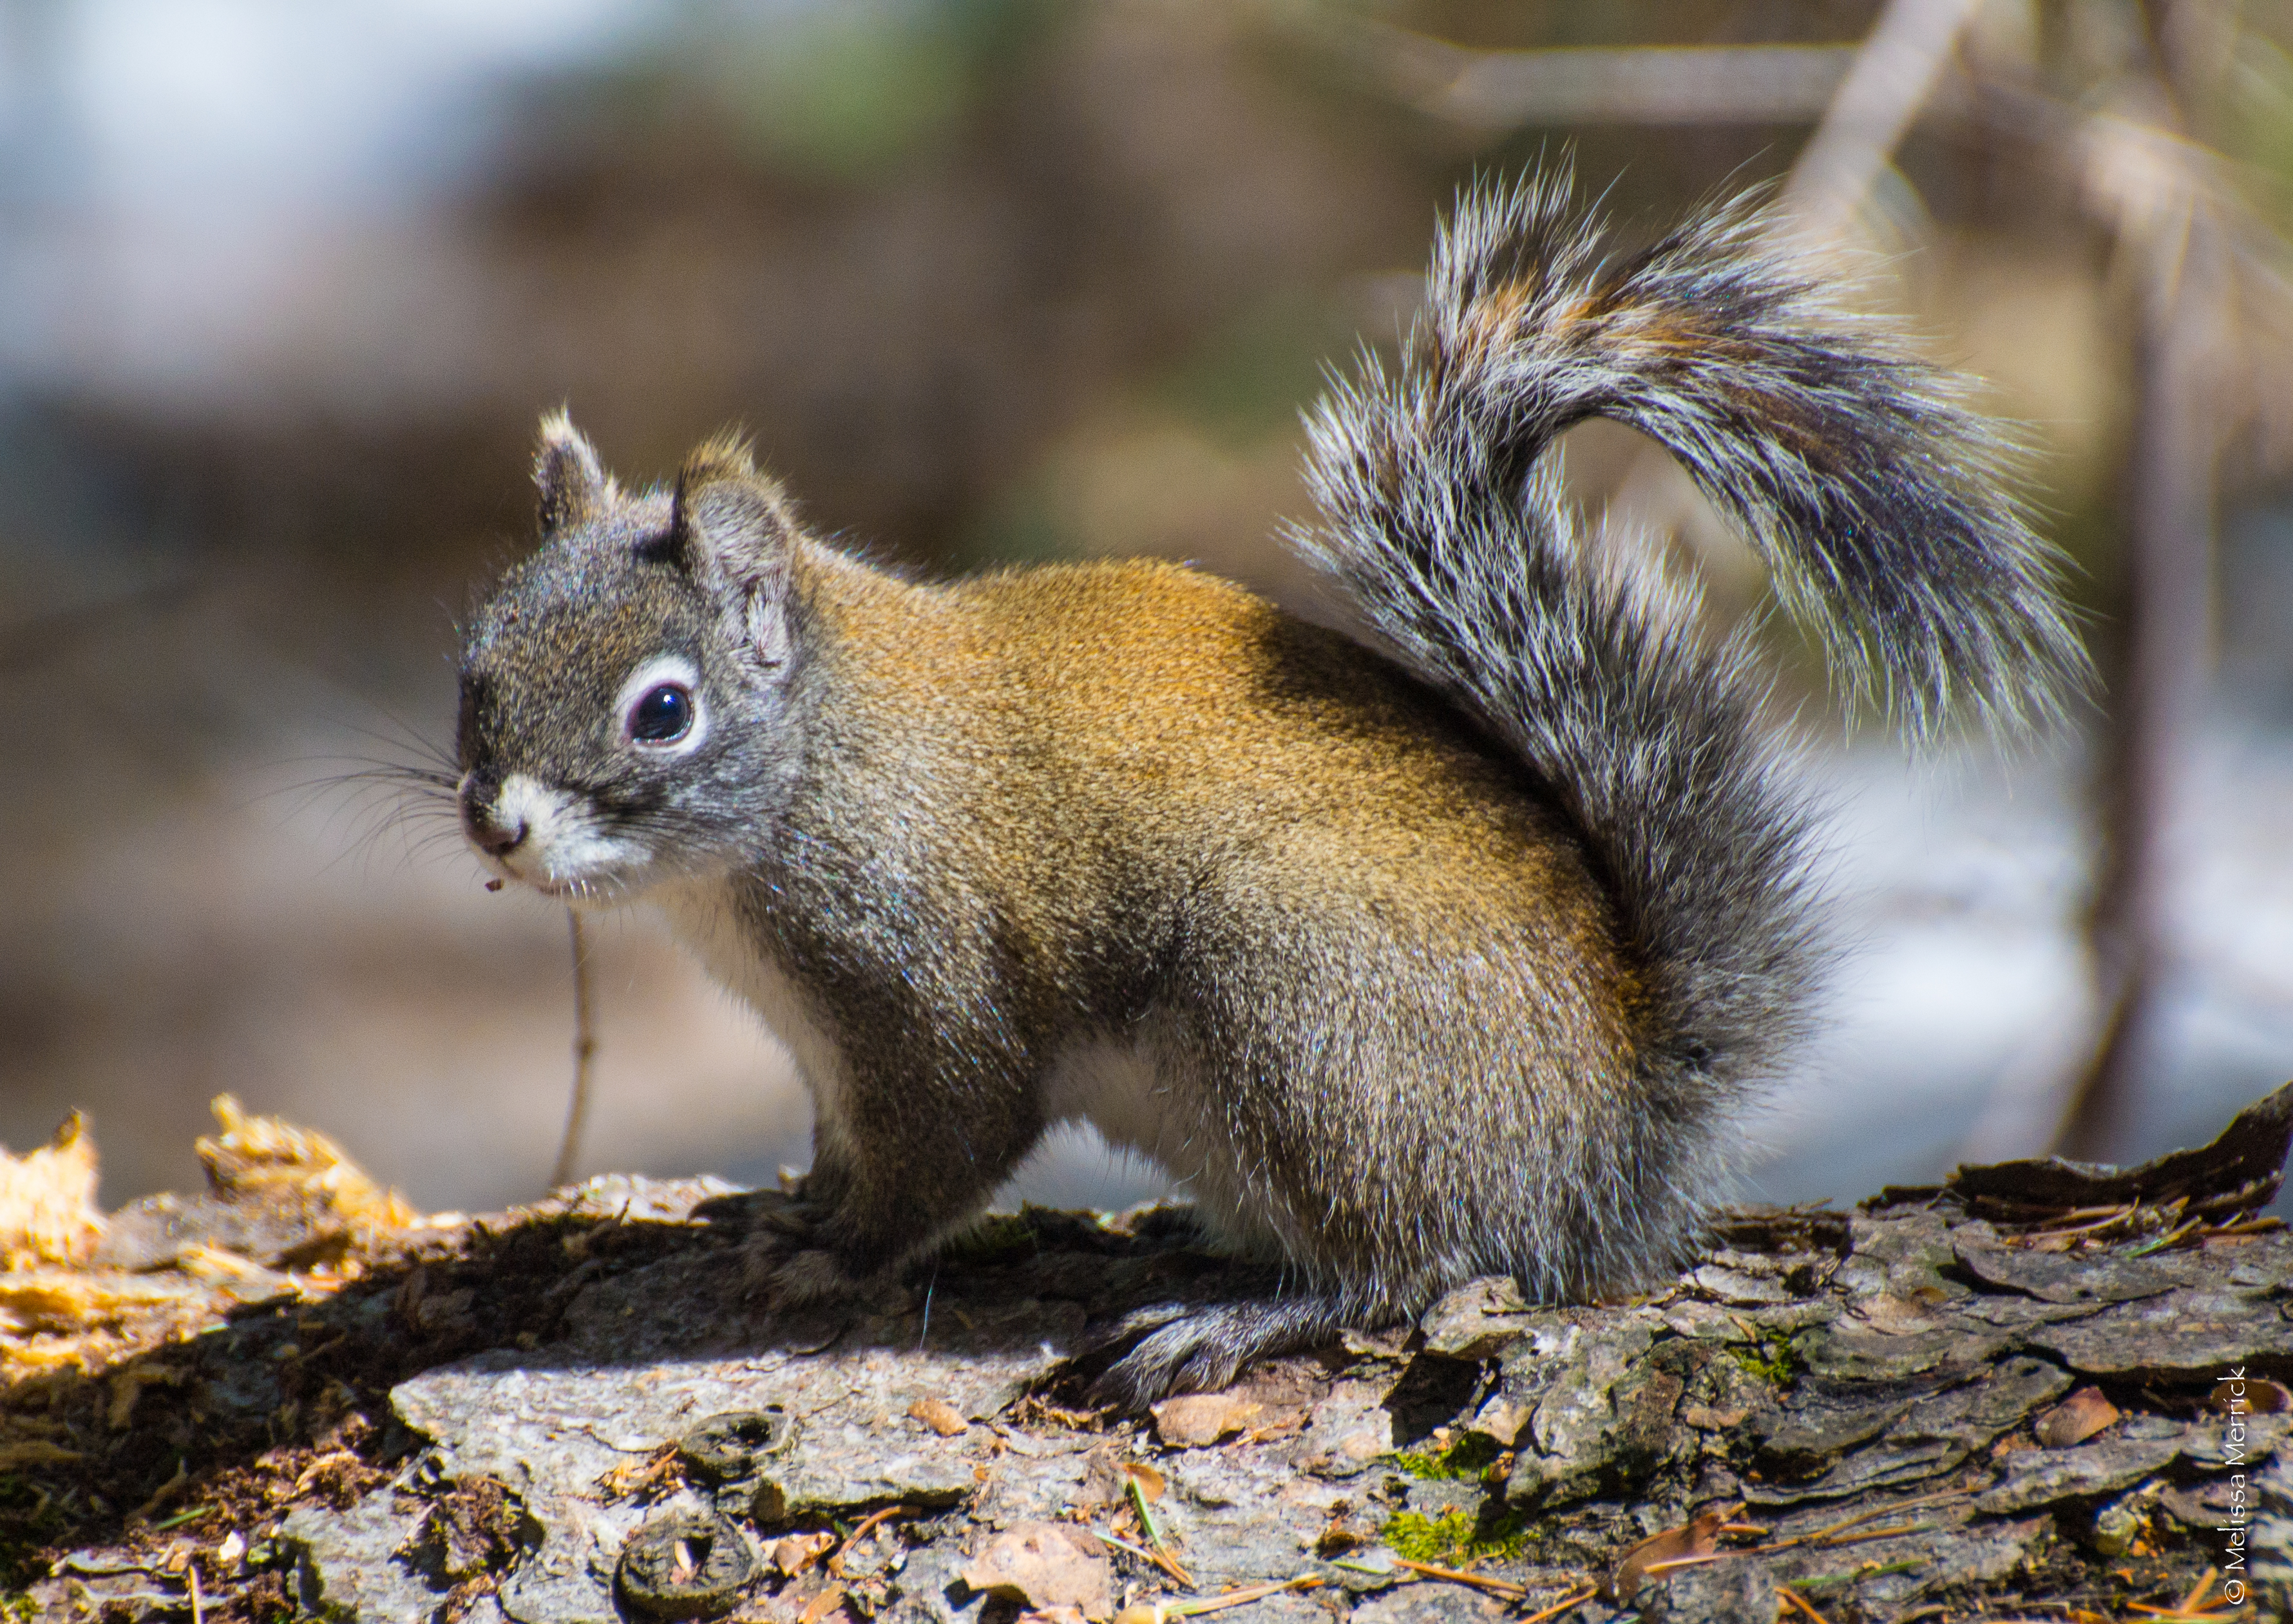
[[736, 1205, 817, 1295], [763, 1247, 861, 1309]]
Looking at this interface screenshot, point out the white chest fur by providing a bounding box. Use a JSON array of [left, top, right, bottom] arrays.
[[650, 880, 855, 1149]]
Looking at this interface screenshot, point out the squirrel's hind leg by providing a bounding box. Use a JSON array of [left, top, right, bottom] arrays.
[[1087, 1294, 1365, 1408]]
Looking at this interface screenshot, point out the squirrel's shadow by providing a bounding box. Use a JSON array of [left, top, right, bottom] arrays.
[[0, 1182, 1346, 1576]]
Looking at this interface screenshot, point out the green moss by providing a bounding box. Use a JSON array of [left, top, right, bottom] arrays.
[[1380, 1504, 1530, 1565], [1391, 1432, 1503, 1481], [1380, 1440, 1531, 1567], [1727, 1328, 1805, 1387], [1790, 1558, 1920, 1593]]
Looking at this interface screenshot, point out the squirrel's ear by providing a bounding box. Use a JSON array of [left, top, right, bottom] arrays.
[[535, 410, 613, 533], [670, 433, 799, 668]]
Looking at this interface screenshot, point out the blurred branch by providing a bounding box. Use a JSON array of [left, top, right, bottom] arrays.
[[2050, 8, 2237, 1162], [2060, 191, 2220, 1162], [1340, 0, 1982, 173], [1931, 30, 2293, 1162], [1940, 0, 2293, 1164], [1778, 0, 1986, 241], [1356, 33, 1856, 127]]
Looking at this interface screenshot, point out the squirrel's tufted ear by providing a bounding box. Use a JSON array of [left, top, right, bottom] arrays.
[[669, 433, 795, 585], [670, 431, 799, 668], [535, 410, 614, 533]]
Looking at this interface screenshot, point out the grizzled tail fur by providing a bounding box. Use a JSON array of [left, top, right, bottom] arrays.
[[1087, 174, 2086, 1409], [1293, 169, 2088, 1164]]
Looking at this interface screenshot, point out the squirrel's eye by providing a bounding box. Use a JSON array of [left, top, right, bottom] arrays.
[[628, 683, 694, 744]]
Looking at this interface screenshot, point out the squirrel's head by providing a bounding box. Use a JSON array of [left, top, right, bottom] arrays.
[[455, 413, 806, 902]]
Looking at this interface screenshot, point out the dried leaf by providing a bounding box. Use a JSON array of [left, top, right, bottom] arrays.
[[797, 1583, 848, 1624], [959, 1522, 1114, 1622], [1120, 1461, 1165, 1502], [909, 1395, 970, 1436], [1148, 1393, 1261, 1449], [775, 1531, 837, 1578], [595, 1444, 682, 1504], [0, 1113, 104, 1268], [2034, 1386, 2121, 1448], [1604, 1504, 1733, 1603]]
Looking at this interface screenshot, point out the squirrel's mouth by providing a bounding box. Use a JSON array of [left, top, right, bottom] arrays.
[[459, 770, 647, 904], [487, 860, 640, 907]]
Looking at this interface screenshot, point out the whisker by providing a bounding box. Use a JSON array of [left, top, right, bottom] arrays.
[[338, 708, 460, 776]]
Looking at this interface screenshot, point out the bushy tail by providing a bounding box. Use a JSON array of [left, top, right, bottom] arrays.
[[1293, 170, 2086, 1103]]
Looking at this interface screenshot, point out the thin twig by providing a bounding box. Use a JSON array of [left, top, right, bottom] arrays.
[[1151, 1576, 1324, 1619], [1816, 1521, 1928, 1545], [1643, 1553, 1733, 1579], [1747, 1491, 1963, 1556], [2021, 1204, 2140, 1240], [1521, 1585, 1601, 1624], [131, 1459, 190, 1525], [829, 1506, 911, 1577], [2127, 1569, 2238, 1614], [1126, 1472, 1195, 1585], [1092, 1529, 1165, 1565], [1780, 1587, 1835, 1624], [188, 1563, 205, 1624], [551, 910, 596, 1190], [1387, 1558, 1528, 1600], [1093, 1527, 1195, 1591], [2204, 1216, 2285, 1237]]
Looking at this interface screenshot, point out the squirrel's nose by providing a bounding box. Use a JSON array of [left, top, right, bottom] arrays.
[[459, 775, 528, 857], [470, 814, 528, 858]]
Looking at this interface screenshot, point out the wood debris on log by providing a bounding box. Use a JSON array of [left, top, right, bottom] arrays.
[[1, 1083, 2287, 1622]]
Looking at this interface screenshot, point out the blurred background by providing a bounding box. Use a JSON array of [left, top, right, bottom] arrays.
[[1, 0, 2288, 1219]]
